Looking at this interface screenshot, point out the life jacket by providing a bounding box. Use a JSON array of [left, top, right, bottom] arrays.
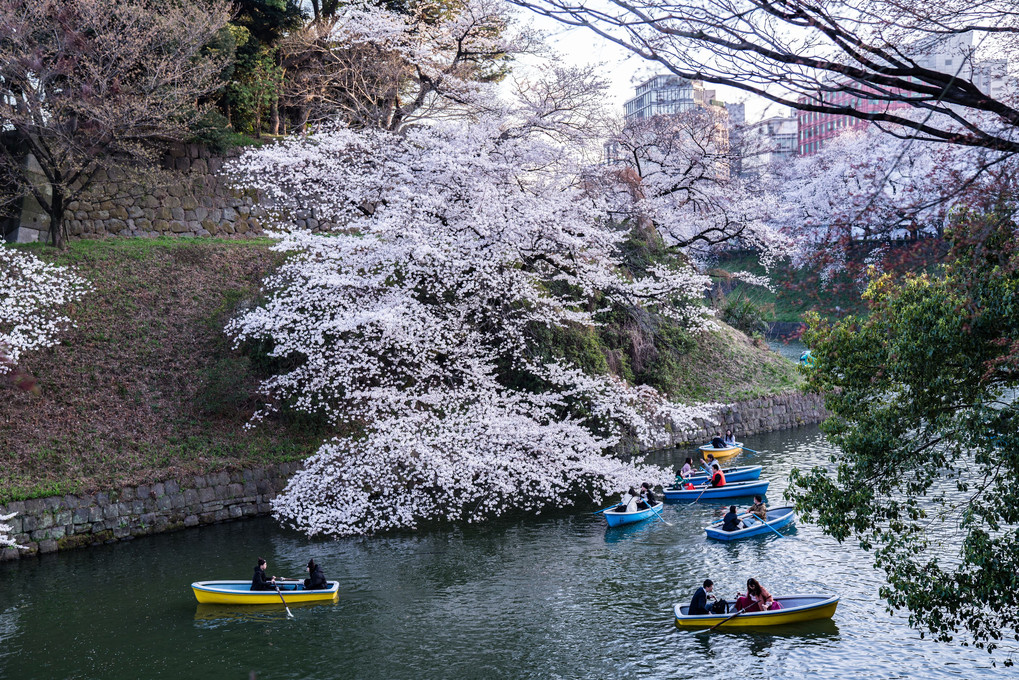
[[712, 469, 726, 487]]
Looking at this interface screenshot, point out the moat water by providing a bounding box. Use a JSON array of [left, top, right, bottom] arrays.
[[0, 425, 1011, 679]]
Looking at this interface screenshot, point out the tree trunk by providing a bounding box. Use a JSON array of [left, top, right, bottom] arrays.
[[270, 98, 280, 136], [48, 188, 66, 249]]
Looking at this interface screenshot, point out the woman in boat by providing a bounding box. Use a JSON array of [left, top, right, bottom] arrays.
[[736, 578, 782, 612], [723, 429, 737, 446], [747, 495, 767, 521], [614, 487, 640, 512], [304, 558, 327, 590], [708, 463, 726, 488], [721, 505, 743, 532], [679, 457, 696, 479], [251, 557, 277, 591]]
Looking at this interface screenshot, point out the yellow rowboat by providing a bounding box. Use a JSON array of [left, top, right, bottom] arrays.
[[191, 580, 339, 605], [674, 594, 839, 629], [699, 442, 743, 459]]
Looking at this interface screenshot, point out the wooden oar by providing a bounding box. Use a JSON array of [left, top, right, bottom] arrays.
[[757, 512, 786, 539], [649, 503, 673, 527], [274, 583, 294, 618], [706, 603, 753, 631], [677, 484, 711, 512]]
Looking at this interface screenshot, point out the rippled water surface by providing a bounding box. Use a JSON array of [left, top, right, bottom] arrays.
[[0, 426, 1011, 679]]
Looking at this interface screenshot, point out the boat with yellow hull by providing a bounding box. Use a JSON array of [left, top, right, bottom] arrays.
[[674, 594, 838, 629], [698, 442, 743, 459], [191, 580, 339, 605]]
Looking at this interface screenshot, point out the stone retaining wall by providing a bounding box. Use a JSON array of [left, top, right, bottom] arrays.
[[637, 390, 828, 452], [0, 391, 828, 562], [0, 462, 301, 562]]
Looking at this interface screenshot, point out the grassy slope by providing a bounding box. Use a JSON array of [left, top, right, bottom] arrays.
[[1, 239, 800, 503], [1, 239, 321, 504]]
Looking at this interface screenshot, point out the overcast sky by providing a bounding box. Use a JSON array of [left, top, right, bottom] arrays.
[[516, 8, 788, 123]]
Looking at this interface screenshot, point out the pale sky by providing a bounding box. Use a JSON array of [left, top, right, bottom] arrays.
[[516, 9, 785, 123]]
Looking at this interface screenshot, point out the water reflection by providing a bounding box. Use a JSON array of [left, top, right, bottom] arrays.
[[193, 600, 339, 627], [0, 424, 1012, 680]]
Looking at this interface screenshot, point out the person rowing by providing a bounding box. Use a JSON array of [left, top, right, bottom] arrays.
[[710, 433, 726, 449], [747, 495, 767, 522], [250, 557, 277, 591], [640, 482, 657, 507], [708, 463, 726, 488]]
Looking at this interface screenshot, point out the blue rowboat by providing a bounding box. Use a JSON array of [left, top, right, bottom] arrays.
[[662, 479, 770, 501], [704, 506, 796, 540], [602, 501, 664, 527], [675, 594, 838, 628], [672, 465, 762, 487]]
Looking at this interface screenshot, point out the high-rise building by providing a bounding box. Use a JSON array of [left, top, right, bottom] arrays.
[[623, 75, 716, 123], [797, 31, 1010, 155], [741, 114, 798, 179]]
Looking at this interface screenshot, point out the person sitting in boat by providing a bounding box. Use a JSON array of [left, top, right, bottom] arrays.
[[640, 482, 657, 507], [736, 577, 781, 612], [613, 487, 640, 512], [710, 433, 726, 449], [688, 579, 719, 615], [708, 463, 726, 488], [702, 453, 717, 473], [251, 557, 277, 591], [723, 429, 737, 447], [304, 558, 327, 591], [678, 457, 696, 480], [721, 505, 744, 532], [747, 495, 767, 522]]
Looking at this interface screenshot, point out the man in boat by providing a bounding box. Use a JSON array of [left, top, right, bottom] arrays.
[[708, 463, 726, 488], [639, 482, 657, 507], [747, 495, 767, 522], [702, 453, 717, 473], [710, 433, 726, 449], [251, 557, 278, 591], [304, 558, 327, 590], [721, 505, 744, 531], [689, 579, 726, 615]]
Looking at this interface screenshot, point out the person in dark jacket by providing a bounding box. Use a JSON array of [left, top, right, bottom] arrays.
[[304, 558, 327, 590], [721, 505, 744, 532], [640, 482, 657, 506], [251, 557, 277, 591], [689, 579, 717, 615]]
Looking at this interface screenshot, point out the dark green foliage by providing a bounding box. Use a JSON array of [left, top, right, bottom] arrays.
[[788, 212, 1019, 660], [719, 288, 769, 337]]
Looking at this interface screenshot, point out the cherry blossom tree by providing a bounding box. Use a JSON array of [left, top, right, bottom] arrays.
[[0, 248, 89, 382], [603, 110, 790, 270], [0, 513, 24, 550], [771, 122, 1018, 293], [281, 0, 533, 131], [227, 108, 727, 535]]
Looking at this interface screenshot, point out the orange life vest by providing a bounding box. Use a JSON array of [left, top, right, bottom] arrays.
[[712, 468, 726, 487]]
